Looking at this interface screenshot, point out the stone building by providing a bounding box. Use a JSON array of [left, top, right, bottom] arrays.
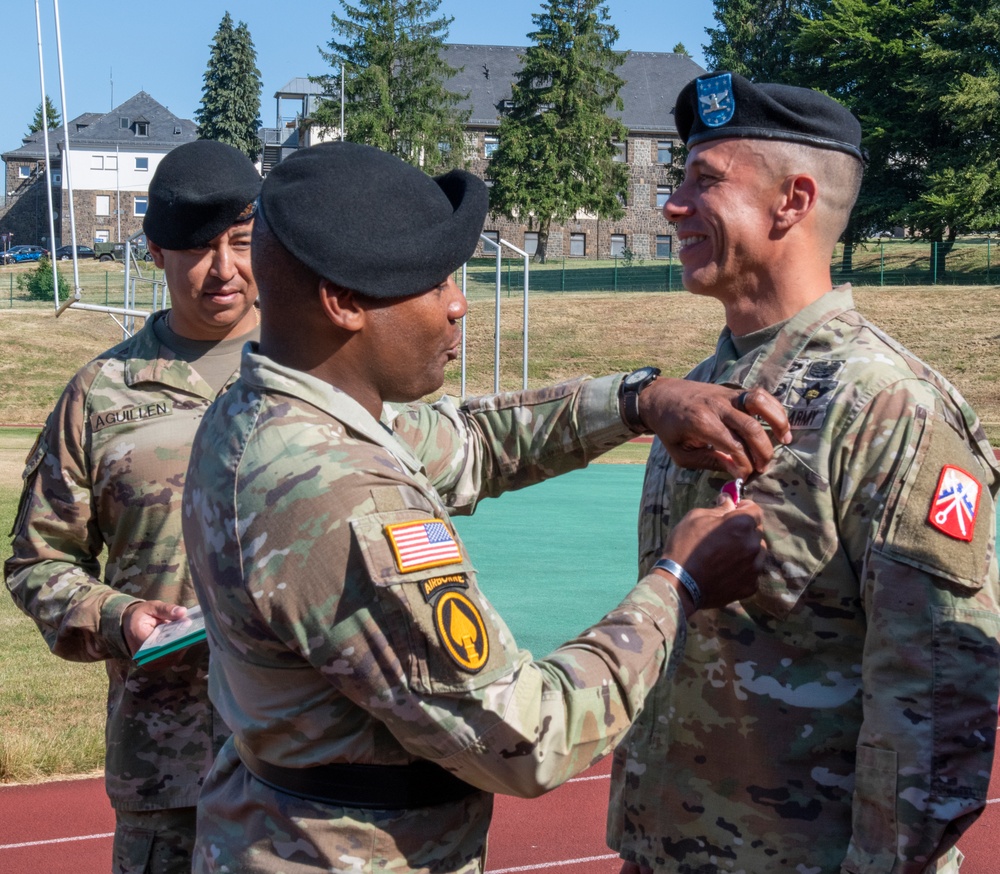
[[260, 46, 706, 261], [1, 92, 196, 252]]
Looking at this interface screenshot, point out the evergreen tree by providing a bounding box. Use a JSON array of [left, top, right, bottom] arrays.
[[311, 0, 468, 173], [488, 0, 629, 263], [672, 42, 691, 57], [195, 12, 263, 161], [27, 95, 61, 136], [797, 0, 1000, 272], [703, 0, 814, 82]]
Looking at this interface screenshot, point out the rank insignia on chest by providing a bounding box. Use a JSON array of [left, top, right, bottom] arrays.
[[928, 465, 982, 542], [385, 519, 463, 573], [434, 591, 489, 672]]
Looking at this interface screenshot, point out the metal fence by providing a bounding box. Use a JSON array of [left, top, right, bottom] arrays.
[[2, 239, 996, 314]]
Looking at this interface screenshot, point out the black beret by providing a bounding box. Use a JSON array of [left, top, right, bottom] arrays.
[[143, 139, 261, 250], [259, 141, 489, 298], [675, 71, 863, 161]]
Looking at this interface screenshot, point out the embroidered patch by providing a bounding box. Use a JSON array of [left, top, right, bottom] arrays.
[[421, 573, 469, 602], [928, 465, 981, 542], [90, 401, 172, 433], [697, 73, 735, 128], [778, 359, 845, 430], [385, 519, 462, 573], [434, 591, 489, 673]]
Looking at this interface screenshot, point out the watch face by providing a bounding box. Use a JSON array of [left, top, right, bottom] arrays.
[[624, 366, 660, 388]]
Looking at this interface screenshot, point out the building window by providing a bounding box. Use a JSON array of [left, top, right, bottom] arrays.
[[656, 185, 672, 209], [136, 122, 149, 137], [657, 140, 673, 164], [91, 155, 104, 170], [18, 165, 31, 178], [484, 135, 499, 158], [610, 234, 626, 257], [134, 196, 148, 216], [95, 229, 111, 243], [481, 230, 500, 252], [135, 157, 149, 171], [569, 233, 586, 257], [524, 232, 539, 256], [51, 172, 61, 185], [120, 117, 130, 129], [655, 234, 672, 259], [106, 155, 118, 171], [613, 142, 626, 162], [95, 195, 111, 216]]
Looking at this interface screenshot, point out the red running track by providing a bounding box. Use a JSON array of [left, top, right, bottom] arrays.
[[2, 751, 999, 874]]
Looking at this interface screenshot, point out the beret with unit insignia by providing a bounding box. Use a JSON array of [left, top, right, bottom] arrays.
[[143, 139, 261, 250], [675, 71, 863, 162]]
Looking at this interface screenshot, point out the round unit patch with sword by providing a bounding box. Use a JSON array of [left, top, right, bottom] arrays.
[[434, 591, 489, 673]]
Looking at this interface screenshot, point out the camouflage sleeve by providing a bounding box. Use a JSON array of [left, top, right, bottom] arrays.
[[4, 369, 136, 662], [389, 374, 630, 512], [233, 465, 685, 798], [835, 383, 1000, 871]]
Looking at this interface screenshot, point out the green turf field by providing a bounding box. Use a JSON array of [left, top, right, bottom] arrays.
[[454, 465, 643, 656]]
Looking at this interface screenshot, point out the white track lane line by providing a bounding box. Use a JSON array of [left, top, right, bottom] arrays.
[[487, 853, 619, 872], [0, 832, 114, 850]]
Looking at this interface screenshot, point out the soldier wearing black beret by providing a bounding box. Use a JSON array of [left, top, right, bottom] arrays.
[[179, 141, 802, 872], [608, 72, 1000, 874], [6, 137, 263, 874]]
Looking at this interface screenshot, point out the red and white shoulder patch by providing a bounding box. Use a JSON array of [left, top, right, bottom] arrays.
[[928, 465, 982, 542]]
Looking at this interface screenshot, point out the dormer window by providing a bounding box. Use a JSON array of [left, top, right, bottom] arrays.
[[120, 117, 130, 129], [136, 121, 149, 137]]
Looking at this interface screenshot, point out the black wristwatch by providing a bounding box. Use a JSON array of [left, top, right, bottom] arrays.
[[619, 366, 661, 433]]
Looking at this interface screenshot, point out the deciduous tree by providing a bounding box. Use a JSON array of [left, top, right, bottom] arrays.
[[195, 12, 263, 161], [312, 0, 468, 173], [488, 0, 629, 263]]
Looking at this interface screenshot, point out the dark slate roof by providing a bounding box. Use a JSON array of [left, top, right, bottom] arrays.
[[3, 92, 196, 161], [442, 44, 706, 134]]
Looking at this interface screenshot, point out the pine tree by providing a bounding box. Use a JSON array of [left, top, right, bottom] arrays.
[[488, 0, 629, 263], [27, 95, 61, 136], [195, 12, 263, 161], [311, 0, 469, 173], [704, 0, 813, 82]]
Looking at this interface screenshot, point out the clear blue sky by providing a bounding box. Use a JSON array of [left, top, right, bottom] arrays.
[[3, 1, 715, 150]]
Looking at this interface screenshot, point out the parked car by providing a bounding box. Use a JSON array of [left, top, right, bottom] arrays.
[[54, 244, 97, 261], [3, 245, 49, 264]]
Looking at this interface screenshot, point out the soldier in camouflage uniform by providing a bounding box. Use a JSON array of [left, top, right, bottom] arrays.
[[4, 139, 262, 874], [180, 141, 789, 873], [607, 72, 1000, 873]]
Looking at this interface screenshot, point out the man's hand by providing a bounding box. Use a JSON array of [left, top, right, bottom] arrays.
[[654, 493, 765, 614], [122, 600, 188, 656], [638, 379, 791, 479]]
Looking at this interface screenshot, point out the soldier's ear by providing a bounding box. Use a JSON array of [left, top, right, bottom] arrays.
[[774, 173, 817, 231], [319, 279, 365, 333]]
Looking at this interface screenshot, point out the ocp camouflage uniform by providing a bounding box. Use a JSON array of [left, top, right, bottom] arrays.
[[607, 286, 1000, 873], [4, 312, 251, 869], [183, 348, 689, 873]]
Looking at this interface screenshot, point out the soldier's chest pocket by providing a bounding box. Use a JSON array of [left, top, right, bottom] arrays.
[[672, 449, 839, 620], [351, 510, 515, 696]]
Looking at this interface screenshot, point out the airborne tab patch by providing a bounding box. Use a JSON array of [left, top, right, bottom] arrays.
[[434, 591, 489, 672], [928, 465, 981, 542], [421, 573, 469, 602], [385, 519, 463, 573]]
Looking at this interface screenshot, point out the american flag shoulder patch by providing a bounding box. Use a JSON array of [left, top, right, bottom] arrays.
[[928, 464, 982, 543], [385, 518, 463, 573]]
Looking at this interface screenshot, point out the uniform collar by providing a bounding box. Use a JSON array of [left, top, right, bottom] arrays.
[[239, 344, 425, 475], [122, 310, 223, 399], [716, 285, 855, 391]]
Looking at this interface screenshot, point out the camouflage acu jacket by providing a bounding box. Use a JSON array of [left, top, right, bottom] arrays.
[[183, 348, 688, 873], [607, 287, 1000, 873], [4, 312, 251, 811]]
